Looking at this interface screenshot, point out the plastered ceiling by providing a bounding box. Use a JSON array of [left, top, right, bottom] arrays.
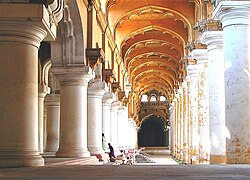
[[107, 0, 196, 102]]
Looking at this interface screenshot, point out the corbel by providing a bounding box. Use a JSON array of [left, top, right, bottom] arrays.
[[86, 48, 104, 70], [118, 91, 126, 102], [102, 68, 115, 83], [111, 82, 120, 93]]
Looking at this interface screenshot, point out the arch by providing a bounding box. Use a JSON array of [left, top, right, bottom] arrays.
[[42, 59, 52, 86], [126, 51, 180, 70], [124, 39, 181, 60], [135, 76, 173, 92], [128, 58, 179, 74], [140, 112, 168, 124], [138, 115, 169, 147], [130, 63, 178, 80], [114, 5, 192, 40], [121, 25, 186, 53], [132, 69, 176, 88]]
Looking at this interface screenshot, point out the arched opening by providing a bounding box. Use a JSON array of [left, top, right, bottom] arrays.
[[138, 115, 169, 147]]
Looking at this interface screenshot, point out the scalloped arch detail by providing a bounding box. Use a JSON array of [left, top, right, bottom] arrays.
[[114, 5, 192, 36]]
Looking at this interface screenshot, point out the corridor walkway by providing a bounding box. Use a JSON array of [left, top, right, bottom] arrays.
[[1, 155, 250, 179]]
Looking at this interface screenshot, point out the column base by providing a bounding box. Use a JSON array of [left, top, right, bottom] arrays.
[[0, 151, 44, 168], [210, 155, 226, 164], [88, 146, 105, 155], [56, 148, 91, 158], [226, 153, 250, 164], [41, 151, 56, 158]]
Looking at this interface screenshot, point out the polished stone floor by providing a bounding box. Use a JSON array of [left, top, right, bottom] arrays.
[[1, 155, 250, 179]]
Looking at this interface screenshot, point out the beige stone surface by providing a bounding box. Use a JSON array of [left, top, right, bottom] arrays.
[[1, 155, 250, 179]]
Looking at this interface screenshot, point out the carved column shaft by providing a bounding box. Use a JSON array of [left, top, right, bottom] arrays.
[[110, 101, 121, 154], [45, 94, 60, 153], [178, 88, 184, 161], [201, 31, 226, 164], [117, 106, 128, 149], [87, 80, 106, 155], [188, 65, 199, 164], [0, 4, 52, 167], [173, 98, 179, 158], [214, 1, 250, 164], [102, 92, 115, 146], [38, 85, 50, 154], [192, 49, 210, 164], [52, 66, 93, 158], [182, 81, 189, 164]]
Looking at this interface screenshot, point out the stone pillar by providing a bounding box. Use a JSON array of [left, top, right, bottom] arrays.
[[38, 85, 50, 153], [178, 88, 184, 161], [52, 66, 92, 157], [201, 31, 226, 164], [110, 101, 121, 154], [128, 119, 138, 149], [182, 81, 189, 164], [188, 64, 199, 164], [0, 4, 52, 167], [45, 94, 60, 153], [187, 81, 192, 164], [214, 1, 250, 164], [175, 94, 182, 160], [134, 126, 139, 148], [87, 80, 106, 156], [173, 99, 178, 157], [192, 49, 210, 164], [169, 105, 174, 156], [102, 92, 114, 146], [127, 119, 134, 148], [43, 102, 48, 153], [117, 106, 128, 149], [169, 107, 172, 149]]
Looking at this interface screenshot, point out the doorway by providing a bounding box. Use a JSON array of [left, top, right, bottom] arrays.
[[138, 115, 169, 147]]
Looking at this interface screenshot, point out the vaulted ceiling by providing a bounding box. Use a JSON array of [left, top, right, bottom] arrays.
[[106, 0, 196, 103]]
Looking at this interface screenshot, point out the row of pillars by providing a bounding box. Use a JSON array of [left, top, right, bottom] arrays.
[[42, 75, 138, 160], [0, 8, 138, 168], [170, 2, 250, 164]]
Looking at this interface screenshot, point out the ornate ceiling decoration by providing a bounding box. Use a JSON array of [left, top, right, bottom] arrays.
[[107, 0, 196, 120]]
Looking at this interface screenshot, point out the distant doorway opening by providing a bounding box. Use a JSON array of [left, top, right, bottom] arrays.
[[138, 115, 169, 147]]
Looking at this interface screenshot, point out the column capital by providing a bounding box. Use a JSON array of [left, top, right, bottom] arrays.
[[187, 64, 198, 73], [51, 66, 93, 86], [0, 21, 47, 48], [214, 1, 250, 28], [191, 49, 208, 62], [187, 65, 199, 83], [45, 94, 60, 107], [0, 4, 60, 42], [196, 20, 222, 33], [39, 84, 51, 98], [88, 79, 106, 97], [102, 92, 115, 105], [201, 31, 223, 51], [111, 101, 121, 111], [118, 106, 126, 115]]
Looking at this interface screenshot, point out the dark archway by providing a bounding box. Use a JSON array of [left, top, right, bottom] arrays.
[[138, 115, 169, 147]]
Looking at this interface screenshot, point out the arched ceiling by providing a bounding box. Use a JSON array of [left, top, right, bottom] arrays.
[[107, 0, 195, 103]]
